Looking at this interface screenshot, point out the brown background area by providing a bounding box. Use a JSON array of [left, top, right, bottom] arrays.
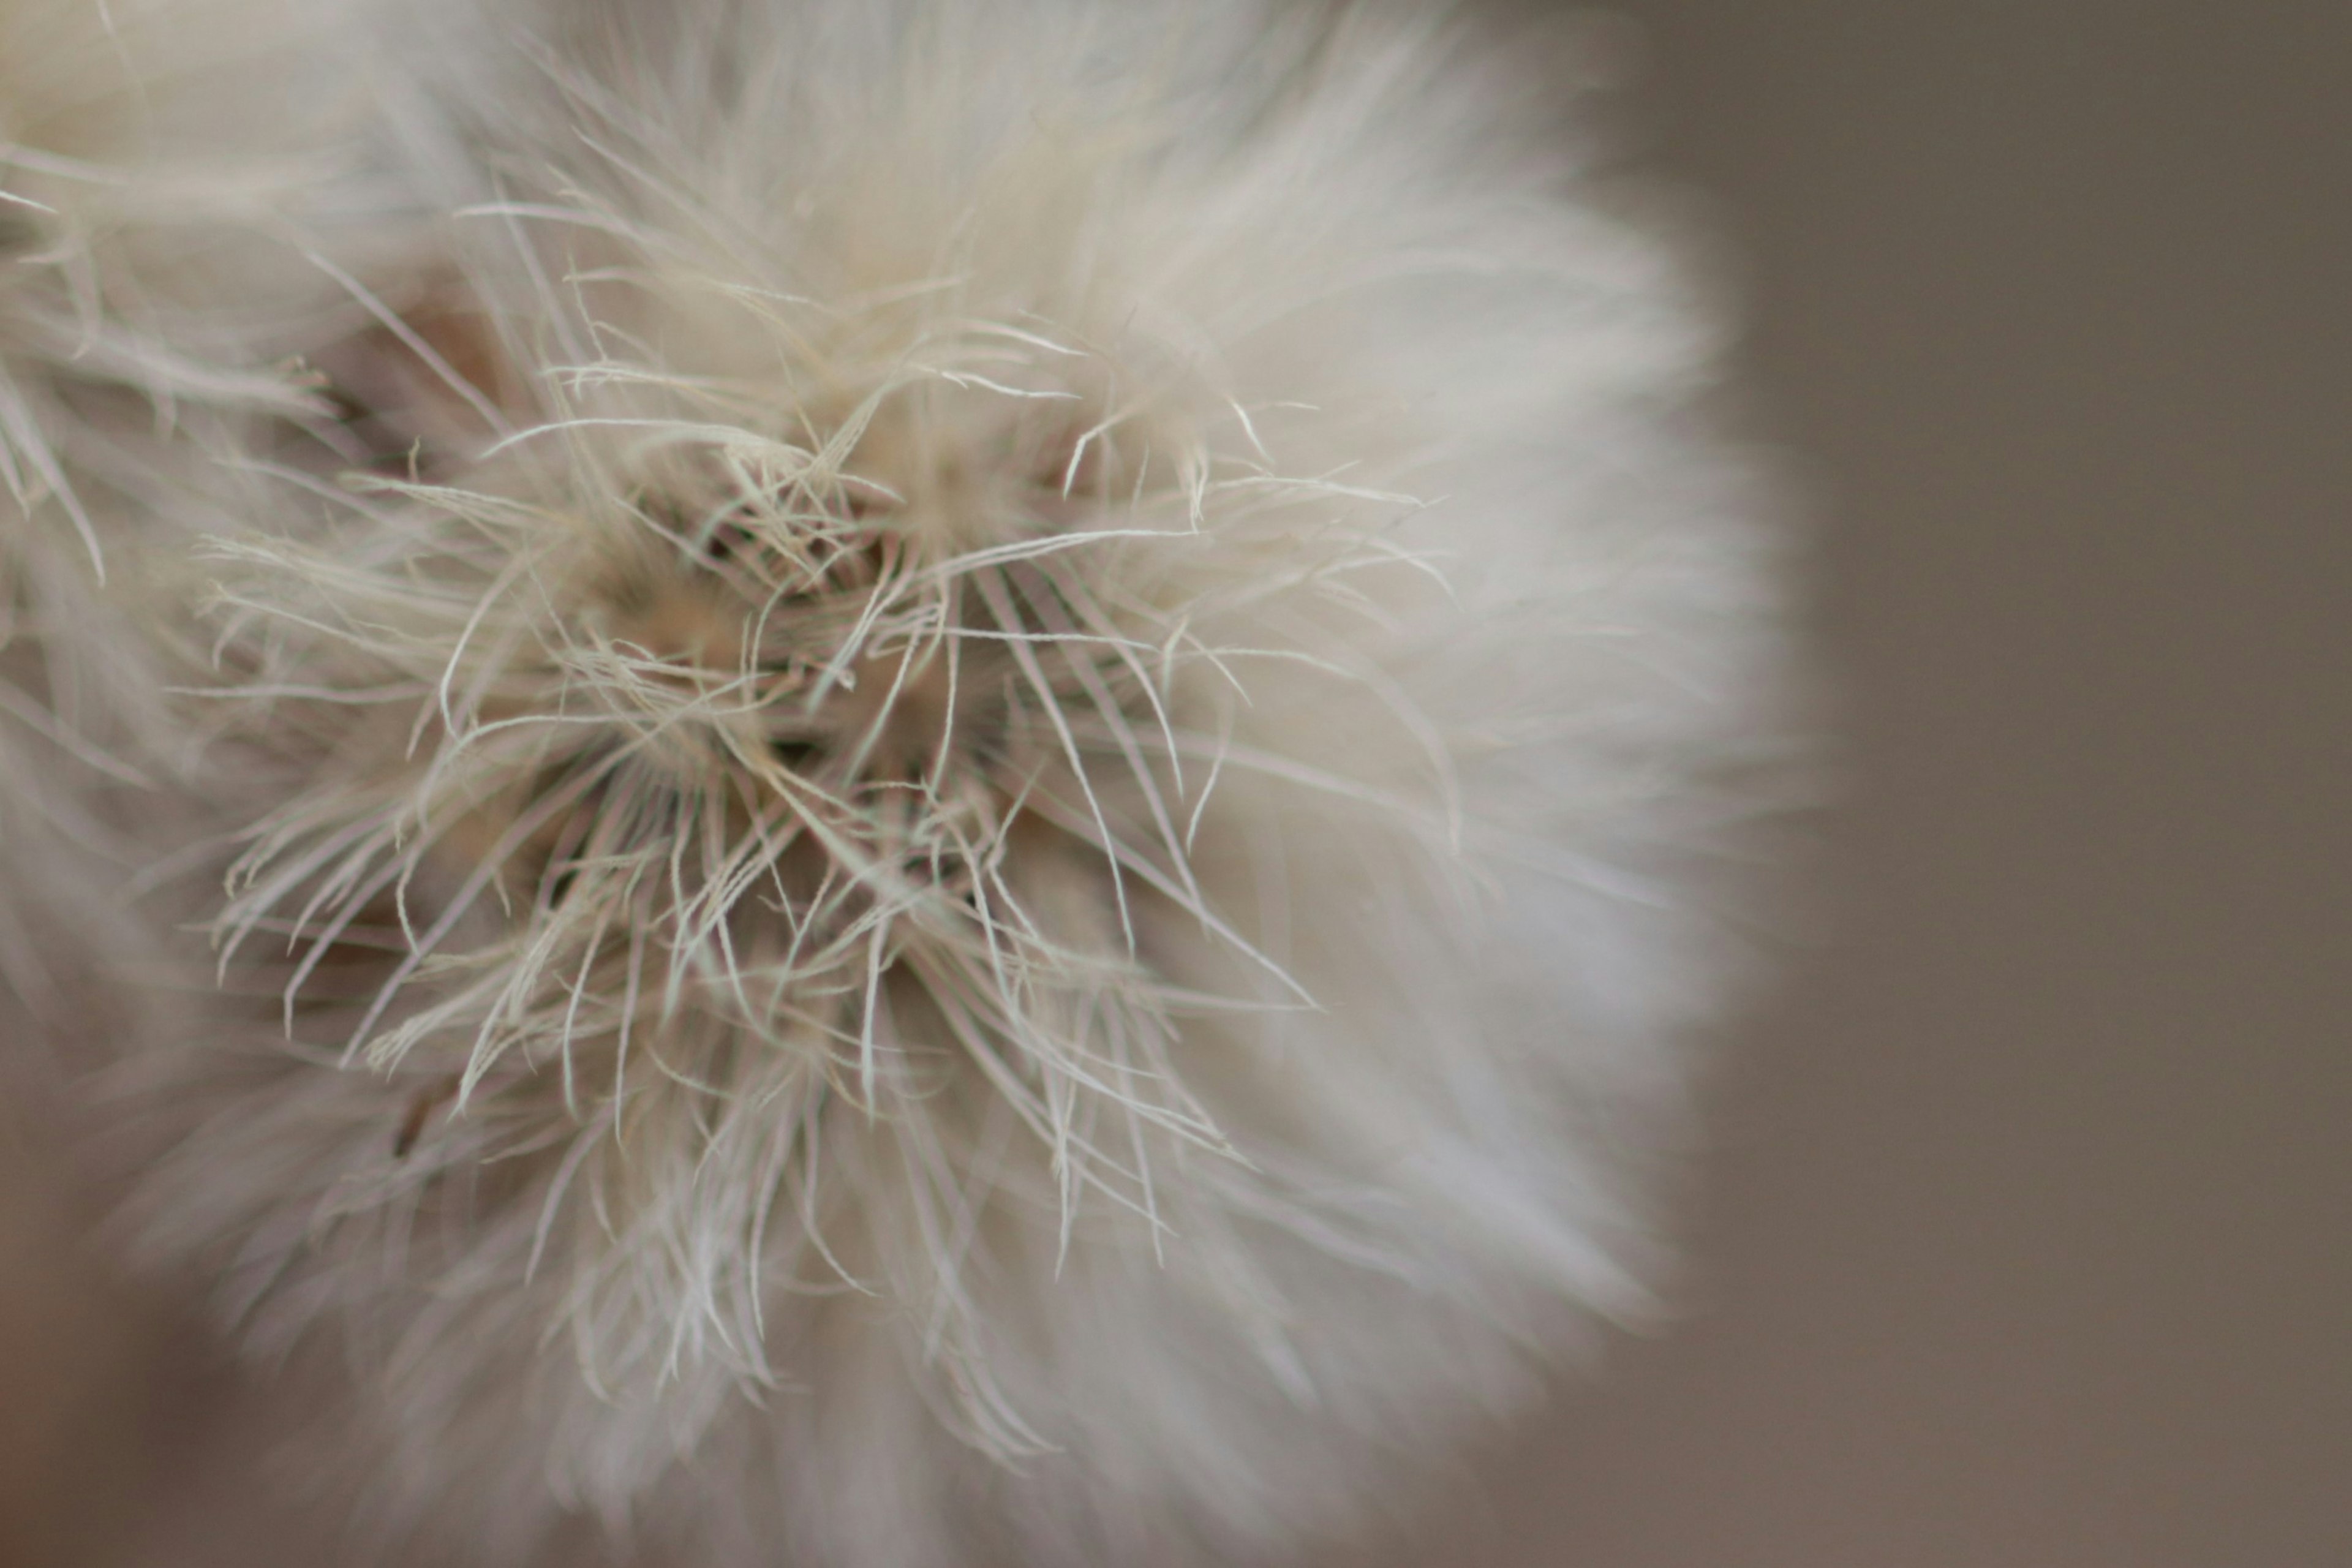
[[1365, 1, 2352, 1564], [4, 2, 2347, 1566]]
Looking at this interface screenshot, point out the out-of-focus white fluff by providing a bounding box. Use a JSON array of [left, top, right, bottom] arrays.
[[0, 0, 368, 1021], [7, 1, 1799, 1565]]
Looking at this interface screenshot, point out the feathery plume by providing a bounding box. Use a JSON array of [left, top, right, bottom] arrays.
[[10, 2, 1803, 1564]]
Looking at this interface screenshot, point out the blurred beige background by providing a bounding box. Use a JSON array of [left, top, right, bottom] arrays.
[[1364, 1, 2351, 1563], [6, 2, 2348, 1565]]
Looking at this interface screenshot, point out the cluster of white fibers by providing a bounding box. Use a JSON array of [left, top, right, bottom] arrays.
[[0, 0, 373, 1029], [7, 1, 1801, 1564]]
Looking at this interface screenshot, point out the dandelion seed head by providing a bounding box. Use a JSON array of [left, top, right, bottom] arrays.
[[197, 134, 1434, 1424], [85, 3, 1807, 1563]]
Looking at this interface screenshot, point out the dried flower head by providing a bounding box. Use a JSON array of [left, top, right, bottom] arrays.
[[17, 2, 1803, 1564]]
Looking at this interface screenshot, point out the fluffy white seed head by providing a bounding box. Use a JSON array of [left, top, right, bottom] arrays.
[[22, 2, 1806, 1564]]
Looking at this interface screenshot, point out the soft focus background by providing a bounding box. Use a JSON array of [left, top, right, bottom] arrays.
[[1362, 2, 2350, 1564], [4, 2, 2347, 1564]]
